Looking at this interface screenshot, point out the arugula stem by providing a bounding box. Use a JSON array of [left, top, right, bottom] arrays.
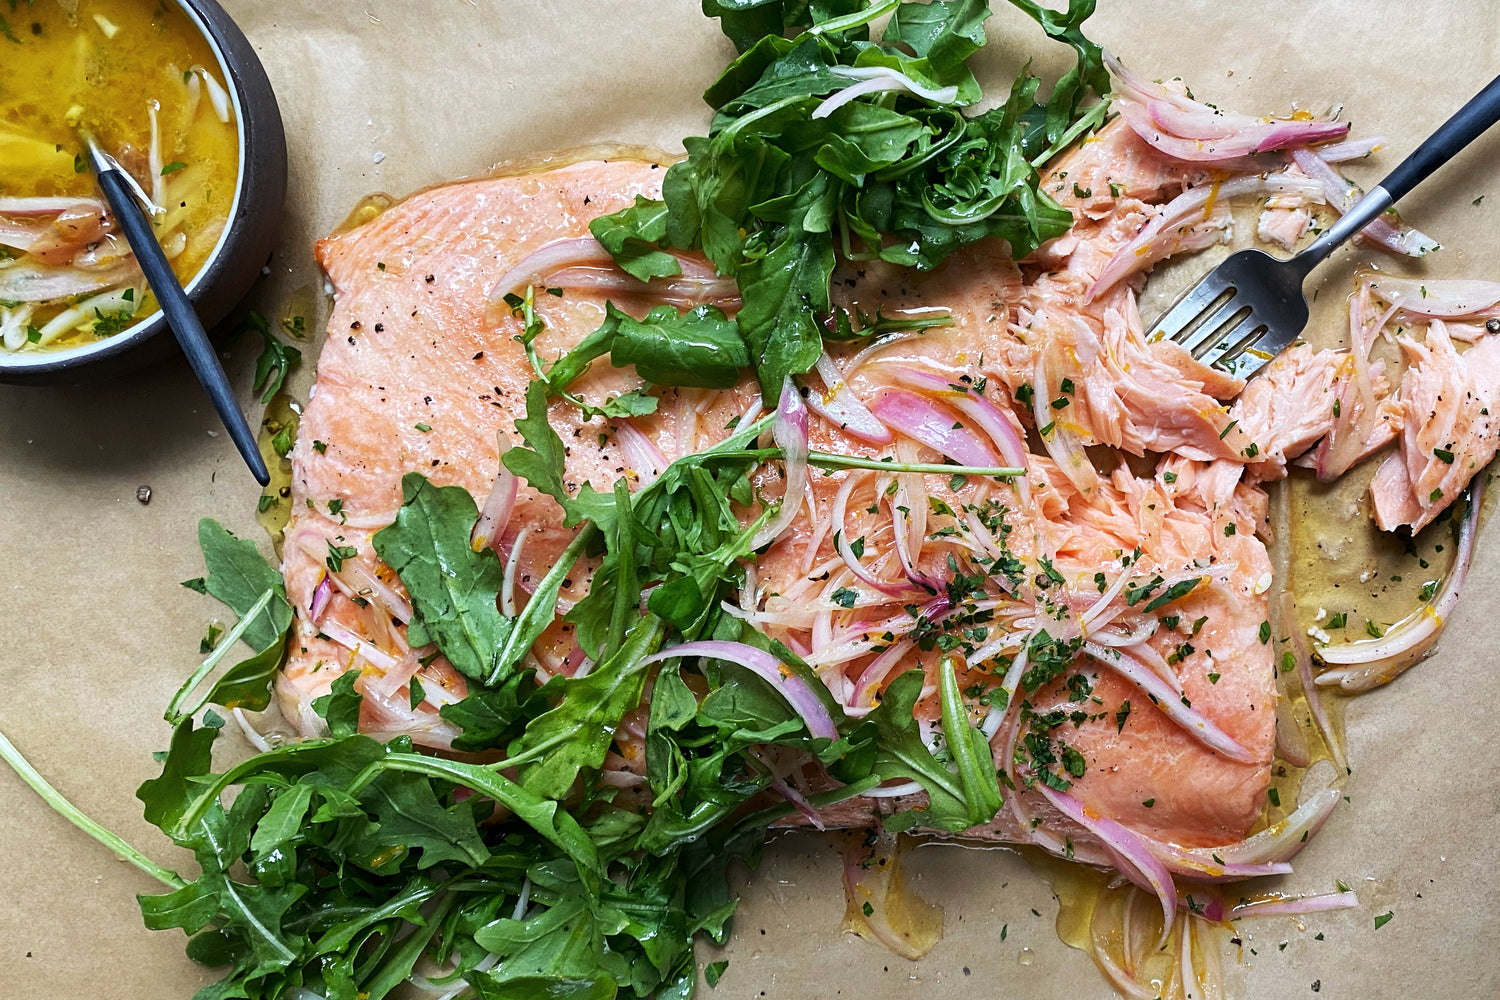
[[487, 525, 596, 685], [0, 728, 184, 889], [1031, 100, 1111, 169], [808, 0, 901, 36], [164, 587, 276, 724], [807, 453, 1026, 477]]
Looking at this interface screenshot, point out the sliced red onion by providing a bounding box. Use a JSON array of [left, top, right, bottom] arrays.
[[616, 419, 668, 485], [1197, 787, 1341, 865], [309, 573, 333, 624], [807, 352, 893, 444], [1080, 571, 1133, 632], [1107, 52, 1348, 161], [1313, 136, 1386, 162], [488, 237, 736, 308], [1142, 836, 1293, 882], [1087, 618, 1160, 647], [831, 472, 911, 599], [472, 433, 519, 552], [1290, 149, 1441, 258], [884, 364, 1031, 496], [560, 643, 590, 678], [814, 68, 959, 120], [1036, 783, 1178, 944], [1089, 173, 1326, 299], [541, 266, 741, 309], [190, 65, 232, 123], [1228, 890, 1358, 920], [851, 638, 916, 707], [1318, 478, 1480, 691], [1083, 641, 1257, 762], [752, 378, 811, 550], [869, 388, 1000, 468], [501, 526, 532, 619], [840, 829, 944, 961], [490, 237, 621, 304], [340, 561, 413, 624], [1363, 276, 1500, 318], [644, 640, 836, 740]]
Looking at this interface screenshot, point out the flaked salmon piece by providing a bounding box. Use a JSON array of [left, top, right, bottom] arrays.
[[1370, 320, 1500, 532], [997, 121, 1262, 480], [1228, 344, 1343, 482], [1256, 205, 1311, 251]]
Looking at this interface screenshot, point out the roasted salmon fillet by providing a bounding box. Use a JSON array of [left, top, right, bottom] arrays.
[[277, 117, 1493, 881]]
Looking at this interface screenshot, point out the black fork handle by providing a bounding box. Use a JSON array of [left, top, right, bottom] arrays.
[[1300, 71, 1500, 271]]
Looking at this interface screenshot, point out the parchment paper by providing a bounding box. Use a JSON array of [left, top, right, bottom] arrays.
[[2, 2, 1497, 998]]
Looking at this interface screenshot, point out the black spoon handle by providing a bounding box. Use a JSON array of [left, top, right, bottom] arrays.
[[95, 168, 270, 486]]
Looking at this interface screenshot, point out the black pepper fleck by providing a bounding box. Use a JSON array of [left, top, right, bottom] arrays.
[[374, 323, 384, 332]]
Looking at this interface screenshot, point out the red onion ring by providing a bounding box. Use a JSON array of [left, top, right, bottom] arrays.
[[1228, 890, 1358, 920], [309, 573, 333, 624], [1290, 149, 1441, 258], [616, 419, 668, 484], [472, 433, 519, 552]]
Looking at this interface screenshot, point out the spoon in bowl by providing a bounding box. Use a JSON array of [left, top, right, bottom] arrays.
[[81, 132, 270, 486]]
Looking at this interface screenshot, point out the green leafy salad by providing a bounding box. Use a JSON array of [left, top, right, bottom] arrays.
[[0, 3, 1111, 998]]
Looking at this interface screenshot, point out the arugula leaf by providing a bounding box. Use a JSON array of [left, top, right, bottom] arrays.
[[546, 302, 749, 392], [313, 670, 363, 738], [196, 518, 292, 650], [504, 380, 572, 513], [589, 0, 1106, 403], [607, 303, 749, 388], [372, 474, 514, 683], [861, 670, 988, 833], [588, 195, 681, 282], [507, 616, 667, 799]]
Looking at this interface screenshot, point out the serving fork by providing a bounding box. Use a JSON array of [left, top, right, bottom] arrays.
[[1150, 73, 1500, 382]]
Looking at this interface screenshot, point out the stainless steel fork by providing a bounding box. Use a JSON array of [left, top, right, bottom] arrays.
[[1149, 72, 1500, 383]]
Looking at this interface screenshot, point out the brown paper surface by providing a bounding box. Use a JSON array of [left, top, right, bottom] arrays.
[[2, 2, 1498, 997]]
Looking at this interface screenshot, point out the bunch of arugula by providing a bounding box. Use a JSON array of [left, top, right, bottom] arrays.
[[586, 0, 1107, 402], [101, 407, 1004, 999]]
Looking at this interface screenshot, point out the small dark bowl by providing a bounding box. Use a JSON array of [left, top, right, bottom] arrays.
[[0, 0, 287, 385]]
